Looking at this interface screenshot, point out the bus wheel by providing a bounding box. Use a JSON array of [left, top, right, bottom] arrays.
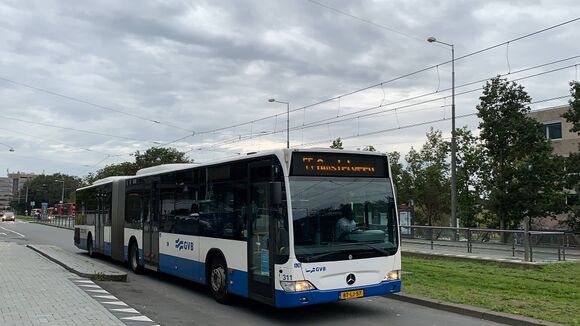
[[209, 257, 230, 304], [129, 243, 143, 274], [87, 235, 95, 258]]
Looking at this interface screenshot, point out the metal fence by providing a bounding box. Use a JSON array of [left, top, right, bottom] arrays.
[[400, 225, 580, 262], [36, 215, 75, 229]]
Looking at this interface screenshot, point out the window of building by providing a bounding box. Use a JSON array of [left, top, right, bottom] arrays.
[[544, 122, 562, 140]]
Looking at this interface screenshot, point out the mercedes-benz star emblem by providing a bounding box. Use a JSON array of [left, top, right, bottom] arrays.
[[346, 273, 356, 285]]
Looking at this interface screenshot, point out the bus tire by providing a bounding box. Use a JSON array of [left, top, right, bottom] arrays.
[[209, 257, 230, 304], [87, 234, 95, 258], [129, 242, 143, 274]]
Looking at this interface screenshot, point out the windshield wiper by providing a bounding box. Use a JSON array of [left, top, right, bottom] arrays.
[[354, 243, 390, 255], [303, 248, 352, 262]]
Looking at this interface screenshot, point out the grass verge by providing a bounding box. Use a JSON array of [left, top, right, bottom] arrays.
[[402, 256, 580, 325], [16, 215, 37, 222]]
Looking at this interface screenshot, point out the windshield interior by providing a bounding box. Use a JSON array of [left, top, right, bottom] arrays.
[[290, 176, 398, 262]]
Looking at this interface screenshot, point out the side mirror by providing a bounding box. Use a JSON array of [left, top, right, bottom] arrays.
[[270, 182, 282, 206]]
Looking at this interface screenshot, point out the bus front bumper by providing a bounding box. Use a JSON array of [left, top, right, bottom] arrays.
[[274, 279, 401, 308]]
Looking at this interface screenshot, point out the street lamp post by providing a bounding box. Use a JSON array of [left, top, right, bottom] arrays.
[[57, 180, 65, 208], [427, 36, 457, 231], [268, 99, 290, 148]]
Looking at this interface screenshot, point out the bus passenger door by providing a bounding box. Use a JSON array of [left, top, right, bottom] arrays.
[[143, 179, 159, 270], [95, 189, 105, 253], [247, 161, 276, 304]]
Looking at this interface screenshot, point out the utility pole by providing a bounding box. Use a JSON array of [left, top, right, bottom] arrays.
[[268, 99, 290, 148], [427, 36, 457, 237]]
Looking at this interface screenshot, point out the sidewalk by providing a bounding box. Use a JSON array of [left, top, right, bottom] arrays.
[[27, 244, 127, 281], [401, 239, 579, 266], [0, 242, 125, 325]]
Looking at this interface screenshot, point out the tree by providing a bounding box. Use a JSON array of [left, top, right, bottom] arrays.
[[330, 137, 343, 149], [404, 129, 450, 226], [134, 147, 191, 171], [562, 81, 580, 134], [477, 77, 566, 230], [387, 151, 412, 206], [12, 173, 83, 213], [455, 127, 486, 227], [85, 147, 192, 184], [562, 81, 580, 230], [84, 162, 136, 184], [362, 145, 376, 152]]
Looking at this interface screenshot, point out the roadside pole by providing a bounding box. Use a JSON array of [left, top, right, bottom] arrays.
[[523, 216, 530, 262]]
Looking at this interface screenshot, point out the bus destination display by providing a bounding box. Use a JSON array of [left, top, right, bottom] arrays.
[[291, 153, 387, 177]]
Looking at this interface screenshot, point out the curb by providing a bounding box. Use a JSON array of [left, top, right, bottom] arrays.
[[31, 221, 74, 231], [26, 244, 127, 282], [388, 293, 564, 326], [401, 251, 546, 269]]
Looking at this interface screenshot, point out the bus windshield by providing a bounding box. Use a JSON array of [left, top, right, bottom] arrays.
[[290, 176, 398, 262]]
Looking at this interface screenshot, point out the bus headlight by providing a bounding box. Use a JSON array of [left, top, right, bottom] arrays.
[[384, 270, 400, 281], [280, 280, 317, 292]]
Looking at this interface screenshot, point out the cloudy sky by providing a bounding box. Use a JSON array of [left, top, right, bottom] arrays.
[[1, 0, 579, 178]]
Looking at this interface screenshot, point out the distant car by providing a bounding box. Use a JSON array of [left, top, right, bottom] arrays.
[[1, 211, 15, 222]]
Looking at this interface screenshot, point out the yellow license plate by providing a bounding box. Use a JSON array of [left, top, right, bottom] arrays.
[[340, 290, 364, 299]]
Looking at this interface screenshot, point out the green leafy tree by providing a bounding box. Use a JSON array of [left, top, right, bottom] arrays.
[[12, 174, 83, 213], [562, 81, 580, 134], [330, 137, 343, 149], [455, 127, 486, 227], [84, 162, 136, 184], [387, 151, 412, 206], [477, 77, 566, 230], [404, 129, 450, 226], [362, 145, 376, 152], [134, 147, 191, 171], [85, 147, 192, 184], [562, 81, 580, 230]]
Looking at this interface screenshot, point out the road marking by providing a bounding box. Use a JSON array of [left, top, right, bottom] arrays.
[[121, 316, 153, 322], [73, 278, 157, 325], [0, 232, 6, 236], [112, 308, 140, 314], [74, 280, 95, 284], [0, 226, 26, 238], [93, 295, 118, 300], [102, 301, 128, 306]]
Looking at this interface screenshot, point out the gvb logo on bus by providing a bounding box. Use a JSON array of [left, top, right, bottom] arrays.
[[305, 266, 326, 273], [175, 238, 194, 251]]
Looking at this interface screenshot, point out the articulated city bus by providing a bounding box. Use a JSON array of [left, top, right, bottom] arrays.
[[74, 149, 401, 308]]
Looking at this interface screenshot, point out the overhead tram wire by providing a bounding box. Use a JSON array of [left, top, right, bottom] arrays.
[[198, 93, 569, 152], [0, 126, 119, 157], [0, 114, 158, 144], [294, 94, 571, 148], [0, 76, 196, 134], [281, 59, 580, 132], [193, 17, 580, 138], [24, 54, 572, 157], [188, 60, 580, 150], [305, 0, 430, 44]]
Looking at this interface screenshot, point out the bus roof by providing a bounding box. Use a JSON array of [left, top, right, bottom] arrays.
[[81, 148, 389, 188]]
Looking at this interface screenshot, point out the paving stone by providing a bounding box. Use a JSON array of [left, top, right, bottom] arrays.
[[26, 244, 127, 281], [0, 242, 125, 326]]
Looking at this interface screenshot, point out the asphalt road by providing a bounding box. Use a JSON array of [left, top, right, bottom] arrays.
[[0, 220, 505, 326]]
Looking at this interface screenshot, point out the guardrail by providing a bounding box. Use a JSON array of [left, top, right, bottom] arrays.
[[35, 215, 75, 229], [400, 225, 579, 262]]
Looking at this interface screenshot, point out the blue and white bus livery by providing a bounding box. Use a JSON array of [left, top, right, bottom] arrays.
[[74, 148, 401, 308]]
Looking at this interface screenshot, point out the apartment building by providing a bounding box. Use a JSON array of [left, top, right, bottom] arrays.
[[528, 105, 579, 229]]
